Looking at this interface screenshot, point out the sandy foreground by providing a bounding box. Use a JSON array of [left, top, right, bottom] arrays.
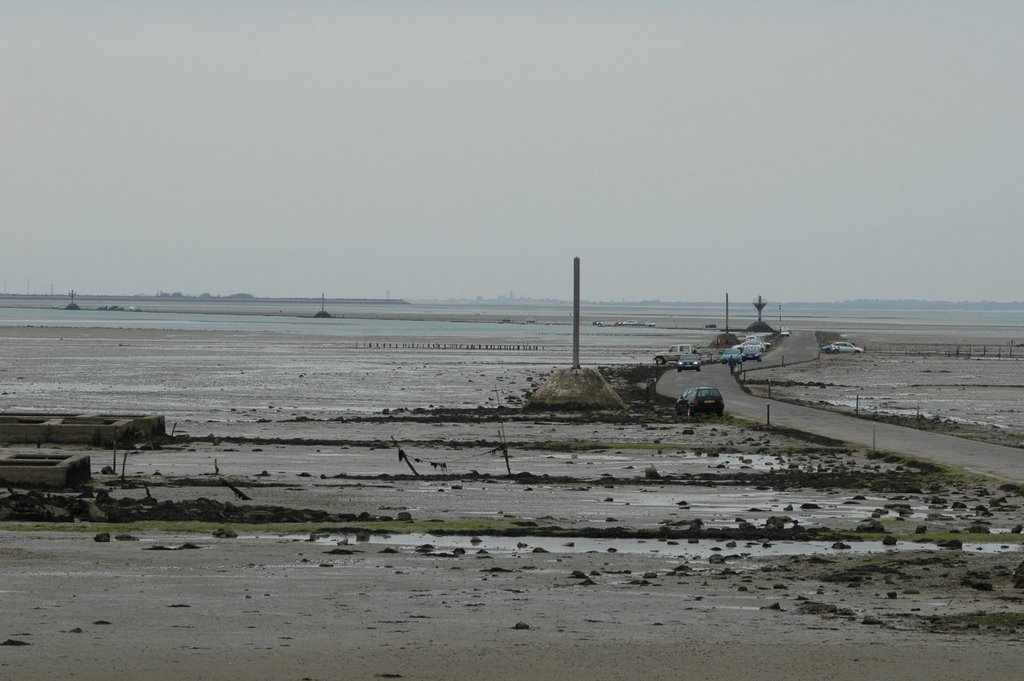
[[2, 324, 1024, 680], [3, 527, 1023, 681]]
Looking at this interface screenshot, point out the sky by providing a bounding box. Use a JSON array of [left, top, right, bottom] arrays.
[[2, 1, 1021, 303]]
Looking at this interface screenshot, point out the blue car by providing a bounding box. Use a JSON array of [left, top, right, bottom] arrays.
[[720, 348, 744, 365]]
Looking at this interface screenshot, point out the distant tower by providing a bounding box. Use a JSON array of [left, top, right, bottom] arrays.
[[753, 295, 767, 322], [313, 292, 332, 318]]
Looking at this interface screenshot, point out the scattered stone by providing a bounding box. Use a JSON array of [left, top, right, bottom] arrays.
[[1, 639, 30, 646], [856, 519, 886, 533], [94, 533, 110, 543], [797, 602, 853, 618], [513, 621, 531, 630], [961, 576, 993, 591]]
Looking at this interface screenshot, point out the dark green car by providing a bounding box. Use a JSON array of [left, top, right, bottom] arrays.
[[676, 386, 725, 417]]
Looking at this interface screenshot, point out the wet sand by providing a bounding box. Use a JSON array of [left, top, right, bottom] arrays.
[[2, 323, 1024, 679]]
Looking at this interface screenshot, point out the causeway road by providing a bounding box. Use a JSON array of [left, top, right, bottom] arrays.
[[657, 331, 1024, 483]]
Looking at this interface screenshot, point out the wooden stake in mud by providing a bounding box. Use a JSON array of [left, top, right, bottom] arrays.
[[220, 477, 252, 501], [498, 425, 511, 476], [392, 437, 420, 476]]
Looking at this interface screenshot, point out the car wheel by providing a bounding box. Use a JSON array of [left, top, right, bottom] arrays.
[[757, 357, 762, 362], [696, 366, 701, 372], [655, 357, 665, 365], [676, 367, 682, 372]]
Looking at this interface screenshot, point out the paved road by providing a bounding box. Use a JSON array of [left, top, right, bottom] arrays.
[[657, 331, 1024, 483]]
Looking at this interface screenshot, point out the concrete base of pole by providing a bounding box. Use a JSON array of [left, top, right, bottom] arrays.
[[524, 368, 626, 412]]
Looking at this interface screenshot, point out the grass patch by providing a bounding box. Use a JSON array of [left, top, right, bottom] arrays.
[[0, 518, 528, 536], [922, 611, 1024, 635], [844, 529, 1024, 544]]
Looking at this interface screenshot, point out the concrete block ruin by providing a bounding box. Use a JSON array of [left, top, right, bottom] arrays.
[[0, 413, 165, 447], [0, 411, 163, 448], [0, 452, 92, 489]]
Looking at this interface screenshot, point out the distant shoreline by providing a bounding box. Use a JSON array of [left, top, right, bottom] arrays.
[[0, 293, 410, 305], [2, 292, 1024, 311]]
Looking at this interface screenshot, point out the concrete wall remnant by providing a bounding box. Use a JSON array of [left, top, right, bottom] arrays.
[[0, 413, 165, 447]]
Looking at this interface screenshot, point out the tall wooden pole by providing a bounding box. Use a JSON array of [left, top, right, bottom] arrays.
[[726, 292, 730, 334], [573, 257, 581, 369]]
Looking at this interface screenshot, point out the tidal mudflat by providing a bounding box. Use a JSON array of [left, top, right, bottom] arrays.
[[2, 324, 1024, 680]]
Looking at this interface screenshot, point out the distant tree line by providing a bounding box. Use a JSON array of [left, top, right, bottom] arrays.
[[156, 292, 255, 299]]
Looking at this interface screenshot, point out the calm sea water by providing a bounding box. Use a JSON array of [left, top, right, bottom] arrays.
[[1, 299, 1022, 343]]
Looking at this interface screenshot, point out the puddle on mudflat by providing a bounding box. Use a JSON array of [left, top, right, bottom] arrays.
[[274, 532, 1022, 559]]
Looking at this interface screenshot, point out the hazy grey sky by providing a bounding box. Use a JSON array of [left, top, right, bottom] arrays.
[[2, 2, 1021, 302]]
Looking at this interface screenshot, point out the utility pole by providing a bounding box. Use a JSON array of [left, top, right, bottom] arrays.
[[572, 257, 581, 369]]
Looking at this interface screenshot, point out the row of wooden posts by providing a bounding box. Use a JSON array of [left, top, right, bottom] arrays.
[[357, 342, 543, 351], [875, 344, 1016, 358]]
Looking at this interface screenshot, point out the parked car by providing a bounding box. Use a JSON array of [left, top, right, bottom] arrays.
[[743, 335, 771, 349], [676, 352, 701, 372], [821, 341, 864, 354], [740, 344, 763, 361], [720, 348, 744, 365], [676, 386, 725, 417], [780, 327, 791, 337], [655, 344, 696, 365]]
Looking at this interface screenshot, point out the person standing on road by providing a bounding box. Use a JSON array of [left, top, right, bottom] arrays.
[[728, 356, 737, 374]]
